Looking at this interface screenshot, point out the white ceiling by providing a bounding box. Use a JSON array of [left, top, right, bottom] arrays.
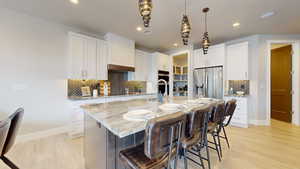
[[1, 0, 300, 52]]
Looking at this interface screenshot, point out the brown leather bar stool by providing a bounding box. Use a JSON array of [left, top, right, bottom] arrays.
[[207, 102, 225, 161], [119, 111, 186, 169], [220, 99, 237, 148], [1, 108, 24, 169], [181, 104, 211, 169]]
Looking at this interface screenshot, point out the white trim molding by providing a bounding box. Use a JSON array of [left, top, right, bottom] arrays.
[[169, 48, 192, 97], [17, 125, 71, 144], [249, 120, 270, 126], [266, 40, 300, 126]]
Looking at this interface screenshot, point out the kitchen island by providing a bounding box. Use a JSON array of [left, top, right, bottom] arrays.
[[81, 97, 221, 169]]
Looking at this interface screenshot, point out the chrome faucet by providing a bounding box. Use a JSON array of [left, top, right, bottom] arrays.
[[158, 79, 168, 96]]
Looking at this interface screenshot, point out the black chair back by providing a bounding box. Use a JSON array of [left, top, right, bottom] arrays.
[[2, 108, 24, 156], [144, 111, 186, 160], [210, 102, 226, 124], [185, 104, 211, 138], [224, 100, 237, 126]]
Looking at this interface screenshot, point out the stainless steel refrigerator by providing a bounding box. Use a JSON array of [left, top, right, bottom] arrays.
[[193, 66, 223, 99]]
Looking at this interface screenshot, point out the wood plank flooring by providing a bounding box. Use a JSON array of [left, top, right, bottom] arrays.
[[0, 120, 299, 169]]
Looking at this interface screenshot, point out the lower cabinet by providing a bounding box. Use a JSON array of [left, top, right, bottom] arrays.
[[224, 96, 248, 128]]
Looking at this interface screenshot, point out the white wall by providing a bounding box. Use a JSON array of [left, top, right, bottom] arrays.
[[0, 8, 101, 135], [226, 35, 300, 124]]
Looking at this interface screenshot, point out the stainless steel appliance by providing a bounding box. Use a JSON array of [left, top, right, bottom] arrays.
[[193, 66, 223, 99]]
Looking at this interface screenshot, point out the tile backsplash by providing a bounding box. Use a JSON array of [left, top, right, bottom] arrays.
[[226, 80, 250, 95], [68, 79, 147, 97], [68, 80, 102, 97]]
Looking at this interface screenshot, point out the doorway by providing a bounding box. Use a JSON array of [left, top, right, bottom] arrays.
[[172, 53, 188, 96], [271, 44, 292, 123]]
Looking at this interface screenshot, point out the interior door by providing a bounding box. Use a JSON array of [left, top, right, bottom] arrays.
[[271, 45, 292, 123]]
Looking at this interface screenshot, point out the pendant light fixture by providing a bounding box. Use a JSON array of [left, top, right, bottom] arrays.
[[202, 8, 210, 55], [181, 0, 191, 45], [138, 0, 153, 28]]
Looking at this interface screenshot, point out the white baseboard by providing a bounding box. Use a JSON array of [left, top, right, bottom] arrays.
[[249, 120, 270, 126], [230, 122, 249, 128], [17, 125, 71, 144]]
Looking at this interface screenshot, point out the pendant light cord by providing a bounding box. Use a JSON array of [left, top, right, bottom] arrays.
[[205, 12, 207, 32], [185, 0, 187, 15]]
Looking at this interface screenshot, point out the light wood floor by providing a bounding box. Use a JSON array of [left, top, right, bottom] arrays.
[[0, 120, 299, 169]]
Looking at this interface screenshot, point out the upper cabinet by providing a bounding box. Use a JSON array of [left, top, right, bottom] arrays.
[[68, 32, 108, 80], [154, 52, 170, 72], [193, 44, 225, 69], [135, 50, 151, 81], [226, 42, 249, 80], [96, 39, 108, 80], [105, 33, 135, 67]]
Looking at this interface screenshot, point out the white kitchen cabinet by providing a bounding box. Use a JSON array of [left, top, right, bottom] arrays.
[[224, 96, 248, 128], [193, 44, 225, 69], [226, 42, 249, 80], [135, 50, 151, 81], [154, 52, 170, 72], [193, 49, 204, 69], [105, 33, 135, 67], [86, 38, 98, 79], [69, 32, 108, 80], [69, 33, 86, 79], [96, 40, 108, 80]]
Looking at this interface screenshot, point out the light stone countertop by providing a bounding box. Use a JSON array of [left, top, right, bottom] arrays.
[[68, 93, 156, 101], [0, 112, 10, 122], [81, 97, 222, 138]]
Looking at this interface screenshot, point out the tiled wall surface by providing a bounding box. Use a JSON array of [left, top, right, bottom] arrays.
[[68, 79, 147, 96], [68, 80, 102, 96], [227, 80, 250, 95]]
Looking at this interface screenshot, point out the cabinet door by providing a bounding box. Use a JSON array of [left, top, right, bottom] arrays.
[[193, 49, 206, 68], [97, 40, 108, 80], [226, 42, 248, 80], [135, 50, 148, 81], [86, 38, 98, 79], [69, 35, 86, 79]]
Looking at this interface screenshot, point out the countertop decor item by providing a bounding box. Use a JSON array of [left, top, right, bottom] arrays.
[[138, 0, 152, 28], [202, 7, 211, 55], [81, 86, 91, 97]]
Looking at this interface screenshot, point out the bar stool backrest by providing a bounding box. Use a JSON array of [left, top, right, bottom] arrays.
[[211, 102, 226, 124], [186, 104, 211, 138], [144, 111, 186, 160], [1, 108, 24, 156], [224, 99, 237, 126], [0, 118, 11, 156]]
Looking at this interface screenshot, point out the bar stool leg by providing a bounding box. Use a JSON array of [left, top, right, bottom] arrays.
[[217, 133, 223, 158], [1, 156, 19, 169], [197, 145, 205, 169], [183, 149, 188, 169], [222, 126, 230, 148], [212, 133, 221, 161], [205, 136, 211, 169]]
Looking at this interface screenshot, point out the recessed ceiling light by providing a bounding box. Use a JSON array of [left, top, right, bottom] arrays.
[[136, 26, 143, 32], [173, 43, 179, 47], [70, 0, 79, 5], [261, 11, 275, 19], [233, 22, 240, 28]]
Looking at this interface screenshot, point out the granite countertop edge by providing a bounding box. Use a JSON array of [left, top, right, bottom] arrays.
[[68, 93, 157, 101]]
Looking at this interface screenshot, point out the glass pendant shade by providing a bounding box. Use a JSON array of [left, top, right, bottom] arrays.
[[202, 8, 210, 55], [202, 32, 210, 54], [181, 15, 191, 45], [138, 0, 153, 27]]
